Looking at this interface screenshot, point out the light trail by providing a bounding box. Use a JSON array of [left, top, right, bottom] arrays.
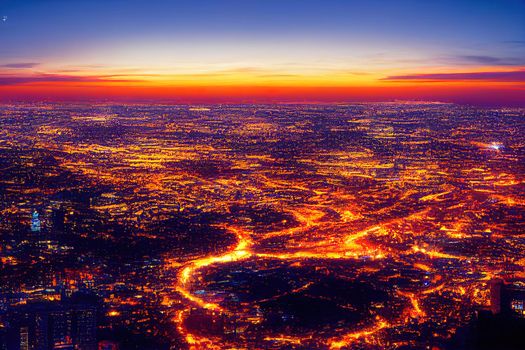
[[263, 335, 306, 345], [344, 225, 385, 250], [173, 309, 222, 350], [260, 207, 326, 239], [397, 291, 426, 319], [171, 210, 391, 348], [175, 226, 253, 311], [328, 318, 390, 349], [411, 245, 464, 260], [171, 205, 465, 348], [258, 282, 314, 303]]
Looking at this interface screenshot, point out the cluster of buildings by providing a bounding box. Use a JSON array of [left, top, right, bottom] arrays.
[[0, 102, 523, 349]]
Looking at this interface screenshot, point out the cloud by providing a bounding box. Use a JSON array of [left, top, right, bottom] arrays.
[[455, 55, 525, 66], [459, 55, 518, 65], [1, 62, 40, 69], [0, 73, 143, 85], [382, 69, 525, 82], [503, 40, 525, 46]]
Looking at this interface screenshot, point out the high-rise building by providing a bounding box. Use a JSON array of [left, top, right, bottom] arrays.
[[490, 278, 503, 315], [31, 211, 41, 233], [490, 278, 525, 317], [3, 298, 97, 350], [19, 328, 28, 350]]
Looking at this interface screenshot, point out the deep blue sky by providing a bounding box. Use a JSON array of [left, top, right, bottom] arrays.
[[1, 0, 524, 67]]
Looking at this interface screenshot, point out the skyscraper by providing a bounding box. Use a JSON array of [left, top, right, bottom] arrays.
[[490, 278, 525, 317], [3, 298, 97, 350], [31, 211, 41, 233]]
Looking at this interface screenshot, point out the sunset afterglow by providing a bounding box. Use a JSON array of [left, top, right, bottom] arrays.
[[1, 0, 524, 105]]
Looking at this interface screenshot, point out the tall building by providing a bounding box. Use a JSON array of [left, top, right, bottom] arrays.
[[31, 211, 41, 233], [490, 278, 525, 317], [490, 278, 503, 315], [3, 299, 97, 350], [19, 328, 28, 350]]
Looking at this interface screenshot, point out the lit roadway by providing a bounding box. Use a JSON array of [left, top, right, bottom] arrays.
[[171, 204, 452, 349]]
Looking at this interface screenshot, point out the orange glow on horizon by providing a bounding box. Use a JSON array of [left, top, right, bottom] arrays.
[[1, 83, 524, 106], [0, 64, 523, 105]]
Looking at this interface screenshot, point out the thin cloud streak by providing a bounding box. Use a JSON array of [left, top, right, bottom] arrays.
[[1, 62, 40, 69], [455, 55, 525, 66], [0, 73, 145, 85], [382, 69, 525, 82]]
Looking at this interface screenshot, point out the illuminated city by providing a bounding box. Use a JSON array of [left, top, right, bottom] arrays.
[[1, 1, 525, 350], [0, 102, 524, 349]]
